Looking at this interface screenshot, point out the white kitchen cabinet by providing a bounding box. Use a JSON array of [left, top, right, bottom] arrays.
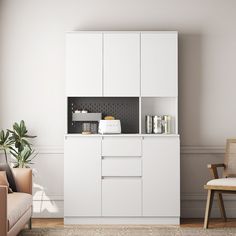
[[64, 136, 102, 216], [65, 31, 180, 224], [141, 32, 178, 97], [104, 33, 140, 96], [102, 177, 142, 216], [66, 33, 103, 96], [142, 137, 180, 216]]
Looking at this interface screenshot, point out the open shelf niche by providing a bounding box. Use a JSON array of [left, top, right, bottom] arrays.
[[141, 97, 178, 135], [67, 97, 140, 134]]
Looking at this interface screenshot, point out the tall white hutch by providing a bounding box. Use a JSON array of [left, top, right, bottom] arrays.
[[64, 31, 180, 224]]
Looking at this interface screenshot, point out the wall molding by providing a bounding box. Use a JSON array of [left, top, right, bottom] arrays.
[[0, 146, 64, 157], [1, 145, 226, 155], [35, 146, 64, 154], [33, 194, 64, 201], [35, 145, 225, 155], [180, 145, 225, 155]]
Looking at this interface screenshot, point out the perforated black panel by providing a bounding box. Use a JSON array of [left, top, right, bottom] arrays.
[[68, 97, 139, 134]]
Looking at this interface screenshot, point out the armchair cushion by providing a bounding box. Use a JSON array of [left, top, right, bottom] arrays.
[[207, 178, 236, 186], [12, 168, 32, 194], [7, 192, 32, 230], [0, 163, 17, 192], [0, 171, 13, 193]]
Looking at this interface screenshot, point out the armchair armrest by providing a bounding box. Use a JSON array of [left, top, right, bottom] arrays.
[[207, 163, 225, 179], [11, 168, 32, 194], [0, 185, 8, 236]]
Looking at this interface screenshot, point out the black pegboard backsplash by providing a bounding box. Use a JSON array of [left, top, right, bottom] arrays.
[[68, 97, 139, 134]]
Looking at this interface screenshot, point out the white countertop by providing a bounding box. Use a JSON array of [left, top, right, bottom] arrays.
[[65, 133, 179, 137]]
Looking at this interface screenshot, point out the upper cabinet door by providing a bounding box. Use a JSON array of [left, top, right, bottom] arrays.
[[104, 33, 140, 96], [141, 33, 178, 97], [66, 33, 103, 96]]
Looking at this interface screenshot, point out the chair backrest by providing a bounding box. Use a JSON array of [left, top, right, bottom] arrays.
[[223, 139, 236, 177]]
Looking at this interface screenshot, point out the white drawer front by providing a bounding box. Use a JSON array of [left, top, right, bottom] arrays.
[[102, 137, 142, 156], [102, 178, 142, 216], [102, 157, 141, 177]]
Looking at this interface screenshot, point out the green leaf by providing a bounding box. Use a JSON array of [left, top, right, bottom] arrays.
[[24, 135, 37, 138], [13, 122, 20, 134]]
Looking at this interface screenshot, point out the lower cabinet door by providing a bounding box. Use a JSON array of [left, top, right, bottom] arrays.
[[142, 137, 180, 216], [102, 177, 142, 216], [64, 137, 101, 216]]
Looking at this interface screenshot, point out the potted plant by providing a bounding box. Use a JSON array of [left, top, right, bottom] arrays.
[[0, 120, 37, 168]]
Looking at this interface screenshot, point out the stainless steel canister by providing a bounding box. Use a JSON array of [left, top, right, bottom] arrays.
[[145, 115, 153, 134], [153, 116, 162, 134], [163, 115, 171, 134], [82, 123, 91, 133], [90, 123, 98, 134]]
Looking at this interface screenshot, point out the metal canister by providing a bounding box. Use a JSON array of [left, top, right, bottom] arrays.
[[90, 123, 98, 134], [82, 123, 91, 133], [153, 116, 162, 134], [145, 115, 153, 134], [163, 115, 171, 134]]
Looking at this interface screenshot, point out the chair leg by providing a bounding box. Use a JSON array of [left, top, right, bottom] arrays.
[[28, 217, 32, 230], [204, 190, 215, 229], [217, 193, 227, 221]]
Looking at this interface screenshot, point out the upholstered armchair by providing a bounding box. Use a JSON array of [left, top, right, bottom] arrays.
[[0, 168, 32, 236]]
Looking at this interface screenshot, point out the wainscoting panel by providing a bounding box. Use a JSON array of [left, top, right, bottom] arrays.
[[181, 145, 230, 218], [32, 150, 64, 218], [2, 145, 236, 218]]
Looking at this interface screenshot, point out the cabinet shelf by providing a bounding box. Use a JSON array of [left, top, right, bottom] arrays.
[[141, 97, 178, 135], [67, 97, 139, 134], [67, 96, 178, 135]]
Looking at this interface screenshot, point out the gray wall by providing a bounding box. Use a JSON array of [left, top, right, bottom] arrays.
[[1, 0, 236, 218]]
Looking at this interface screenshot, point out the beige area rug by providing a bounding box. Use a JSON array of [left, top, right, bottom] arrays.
[[19, 225, 236, 236]]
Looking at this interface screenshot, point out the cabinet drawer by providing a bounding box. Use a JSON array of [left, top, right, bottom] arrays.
[[102, 178, 142, 216], [102, 157, 141, 177], [102, 137, 142, 156]]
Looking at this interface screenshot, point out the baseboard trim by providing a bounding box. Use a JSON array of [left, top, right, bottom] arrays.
[[64, 217, 180, 224]]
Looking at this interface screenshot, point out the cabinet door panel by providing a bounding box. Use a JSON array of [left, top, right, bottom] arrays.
[[64, 137, 101, 216], [143, 137, 180, 216], [141, 33, 177, 97], [104, 33, 140, 96], [66, 33, 102, 96], [102, 178, 142, 216]]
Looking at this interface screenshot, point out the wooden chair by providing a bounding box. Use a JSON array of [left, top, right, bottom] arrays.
[[204, 139, 236, 228]]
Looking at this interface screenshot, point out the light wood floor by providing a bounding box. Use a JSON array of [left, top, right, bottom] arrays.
[[32, 218, 236, 228]]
